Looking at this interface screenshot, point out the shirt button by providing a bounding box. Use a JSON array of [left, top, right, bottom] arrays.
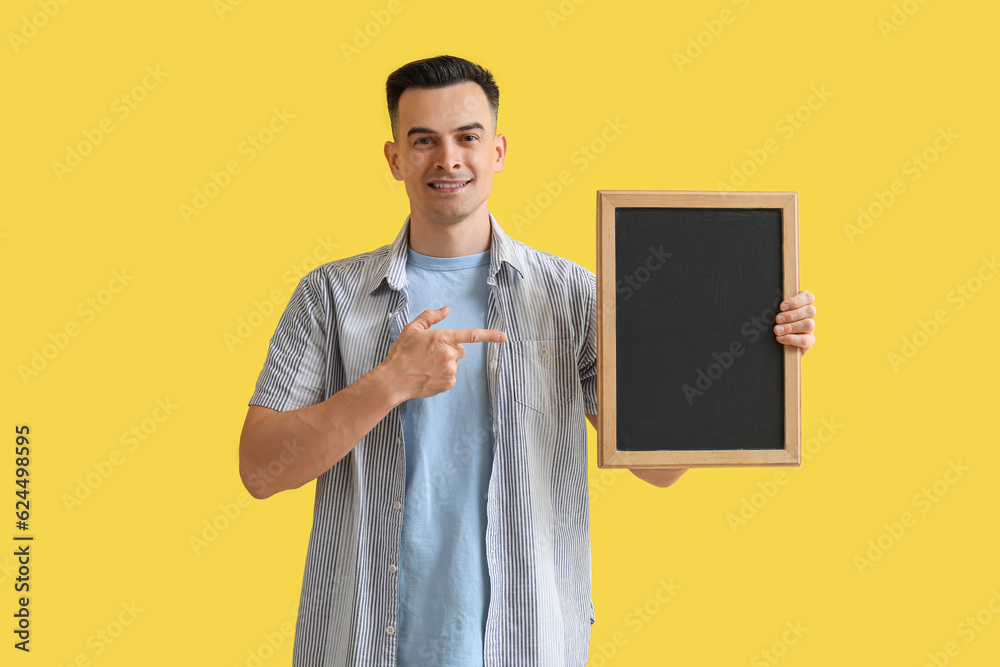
[[540, 346, 548, 357], [396, 435, 402, 446], [388, 564, 397, 574], [386, 625, 395, 636], [393, 500, 402, 510]]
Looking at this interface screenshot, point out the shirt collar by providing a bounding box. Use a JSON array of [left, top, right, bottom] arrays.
[[367, 211, 525, 295]]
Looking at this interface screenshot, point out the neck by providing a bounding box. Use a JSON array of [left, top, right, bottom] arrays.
[[407, 207, 492, 257]]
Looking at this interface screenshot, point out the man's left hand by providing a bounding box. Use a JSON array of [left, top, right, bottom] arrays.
[[774, 289, 817, 355]]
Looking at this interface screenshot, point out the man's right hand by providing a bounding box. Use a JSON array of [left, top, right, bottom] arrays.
[[381, 305, 507, 401], [240, 306, 506, 499]]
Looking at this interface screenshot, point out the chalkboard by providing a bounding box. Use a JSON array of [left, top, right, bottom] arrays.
[[596, 191, 800, 468]]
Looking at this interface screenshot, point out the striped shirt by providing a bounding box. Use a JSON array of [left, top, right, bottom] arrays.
[[249, 211, 599, 666]]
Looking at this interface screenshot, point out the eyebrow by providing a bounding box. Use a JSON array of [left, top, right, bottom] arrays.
[[406, 122, 485, 138]]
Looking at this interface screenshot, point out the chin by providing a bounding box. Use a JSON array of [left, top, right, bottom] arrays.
[[425, 202, 484, 223]]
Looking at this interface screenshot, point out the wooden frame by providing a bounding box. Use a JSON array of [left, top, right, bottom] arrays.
[[596, 190, 801, 468]]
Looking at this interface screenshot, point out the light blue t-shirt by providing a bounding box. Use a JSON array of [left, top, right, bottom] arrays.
[[398, 246, 494, 666]]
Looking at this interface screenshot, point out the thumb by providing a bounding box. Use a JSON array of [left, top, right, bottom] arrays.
[[411, 305, 449, 330]]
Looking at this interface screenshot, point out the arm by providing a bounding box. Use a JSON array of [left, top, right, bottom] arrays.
[[579, 291, 817, 490], [239, 364, 402, 500], [240, 304, 507, 500], [585, 413, 689, 488]]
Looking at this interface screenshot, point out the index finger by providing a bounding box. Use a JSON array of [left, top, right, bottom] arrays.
[[446, 328, 508, 344], [780, 290, 814, 311]]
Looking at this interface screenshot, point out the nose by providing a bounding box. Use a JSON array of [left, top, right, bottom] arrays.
[[434, 137, 463, 172]]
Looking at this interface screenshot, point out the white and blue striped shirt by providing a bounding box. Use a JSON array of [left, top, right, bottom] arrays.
[[249, 211, 599, 666]]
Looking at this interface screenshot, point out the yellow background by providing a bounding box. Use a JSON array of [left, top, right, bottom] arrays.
[[3, 0, 998, 665]]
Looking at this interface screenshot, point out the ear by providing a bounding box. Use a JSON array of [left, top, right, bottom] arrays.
[[384, 140, 404, 181], [493, 133, 508, 174]]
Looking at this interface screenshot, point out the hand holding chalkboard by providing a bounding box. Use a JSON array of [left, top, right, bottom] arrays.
[[774, 291, 817, 353], [596, 190, 801, 468]]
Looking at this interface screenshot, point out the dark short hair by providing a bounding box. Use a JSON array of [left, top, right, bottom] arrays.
[[386, 55, 499, 141]]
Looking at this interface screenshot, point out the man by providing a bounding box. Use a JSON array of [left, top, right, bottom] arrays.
[[239, 55, 817, 666]]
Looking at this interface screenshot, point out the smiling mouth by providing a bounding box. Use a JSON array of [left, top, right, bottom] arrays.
[[429, 179, 472, 190]]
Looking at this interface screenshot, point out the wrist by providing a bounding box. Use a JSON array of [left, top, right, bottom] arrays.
[[368, 361, 408, 407]]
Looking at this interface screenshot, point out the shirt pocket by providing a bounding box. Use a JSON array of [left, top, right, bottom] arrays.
[[508, 338, 575, 413]]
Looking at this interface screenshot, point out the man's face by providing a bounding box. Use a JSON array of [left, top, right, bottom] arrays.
[[384, 81, 506, 228]]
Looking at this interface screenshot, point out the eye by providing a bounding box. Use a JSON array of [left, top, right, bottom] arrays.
[[414, 137, 432, 145], [462, 134, 478, 141]]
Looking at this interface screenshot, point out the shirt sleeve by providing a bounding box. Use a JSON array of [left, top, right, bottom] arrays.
[[579, 269, 598, 416], [248, 271, 332, 412]]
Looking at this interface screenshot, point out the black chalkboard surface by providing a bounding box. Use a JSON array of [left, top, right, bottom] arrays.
[[596, 191, 800, 468]]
